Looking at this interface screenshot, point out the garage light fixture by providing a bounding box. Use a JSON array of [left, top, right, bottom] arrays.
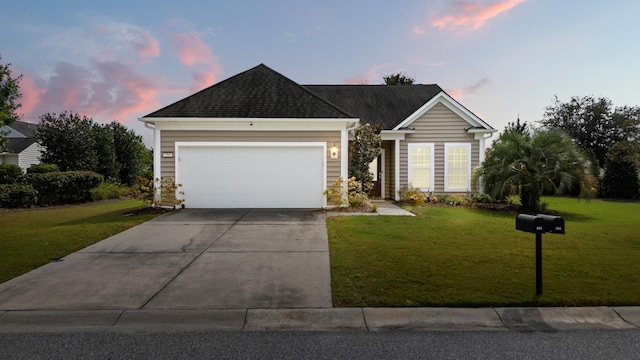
[[330, 144, 339, 159]]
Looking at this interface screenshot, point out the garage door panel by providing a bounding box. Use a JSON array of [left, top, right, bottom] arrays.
[[177, 145, 324, 208]]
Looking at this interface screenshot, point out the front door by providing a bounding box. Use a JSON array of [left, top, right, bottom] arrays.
[[368, 154, 382, 198]]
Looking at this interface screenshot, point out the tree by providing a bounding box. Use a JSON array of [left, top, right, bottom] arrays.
[[476, 128, 594, 212], [542, 95, 640, 171], [0, 56, 23, 150], [348, 123, 382, 193], [600, 141, 640, 199], [36, 112, 150, 185], [383, 72, 415, 85], [36, 112, 98, 172], [91, 123, 119, 181], [504, 117, 529, 135], [110, 121, 149, 185]]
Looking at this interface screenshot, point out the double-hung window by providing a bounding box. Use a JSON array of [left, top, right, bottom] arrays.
[[444, 143, 471, 192], [408, 143, 434, 191]]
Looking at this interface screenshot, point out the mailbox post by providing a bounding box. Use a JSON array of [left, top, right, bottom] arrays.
[[515, 214, 565, 295]]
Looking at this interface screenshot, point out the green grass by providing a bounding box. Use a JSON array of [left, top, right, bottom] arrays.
[[0, 200, 160, 284], [328, 197, 640, 307]]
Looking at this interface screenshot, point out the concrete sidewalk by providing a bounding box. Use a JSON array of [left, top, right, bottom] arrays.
[[0, 306, 638, 333]]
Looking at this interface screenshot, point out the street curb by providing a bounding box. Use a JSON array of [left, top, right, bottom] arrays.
[[0, 307, 638, 333]]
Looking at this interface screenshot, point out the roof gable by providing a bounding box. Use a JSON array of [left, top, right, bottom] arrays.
[[144, 64, 353, 119], [393, 92, 494, 132], [303, 84, 443, 129]]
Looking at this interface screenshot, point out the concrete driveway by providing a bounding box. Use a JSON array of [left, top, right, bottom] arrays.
[[0, 209, 332, 310]]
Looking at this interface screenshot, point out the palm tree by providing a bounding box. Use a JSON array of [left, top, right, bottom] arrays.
[[476, 129, 594, 212]]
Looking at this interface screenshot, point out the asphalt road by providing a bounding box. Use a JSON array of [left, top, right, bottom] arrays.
[[2, 330, 639, 359]]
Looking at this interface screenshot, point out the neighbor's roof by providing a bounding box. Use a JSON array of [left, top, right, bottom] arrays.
[[303, 84, 443, 129], [1, 121, 38, 153], [143, 64, 353, 119], [2, 120, 38, 138], [5, 138, 37, 153]]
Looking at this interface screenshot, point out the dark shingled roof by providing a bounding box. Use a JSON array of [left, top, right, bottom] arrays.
[[144, 64, 353, 119], [142, 64, 489, 131], [2, 121, 38, 153], [5, 120, 37, 138], [6, 138, 37, 153], [303, 84, 443, 129]]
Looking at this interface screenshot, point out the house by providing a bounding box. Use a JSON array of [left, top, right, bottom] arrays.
[[0, 120, 42, 172], [140, 64, 495, 208]]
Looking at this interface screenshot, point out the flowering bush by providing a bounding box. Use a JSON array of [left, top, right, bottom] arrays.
[[133, 175, 185, 209], [398, 186, 426, 206], [324, 176, 373, 210]]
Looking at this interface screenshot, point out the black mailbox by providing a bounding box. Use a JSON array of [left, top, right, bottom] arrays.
[[536, 214, 565, 234], [516, 214, 546, 233]]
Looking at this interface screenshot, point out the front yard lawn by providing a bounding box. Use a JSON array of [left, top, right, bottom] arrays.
[[328, 197, 640, 307], [0, 200, 160, 284]]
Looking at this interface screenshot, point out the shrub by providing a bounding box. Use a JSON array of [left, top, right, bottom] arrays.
[[90, 182, 130, 201], [398, 187, 426, 206], [132, 175, 184, 208], [0, 183, 37, 208], [324, 176, 372, 210], [27, 163, 60, 174], [0, 164, 23, 184], [26, 171, 103, 206], [442, 195, 469, 207], [471, 193, 495, 203]]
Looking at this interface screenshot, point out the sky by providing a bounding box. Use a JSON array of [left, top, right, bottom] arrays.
[[1, 0, 639, 146]]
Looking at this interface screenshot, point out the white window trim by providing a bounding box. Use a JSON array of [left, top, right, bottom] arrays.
[[407, 143, 434, 192], [444, 143, 472, 192]]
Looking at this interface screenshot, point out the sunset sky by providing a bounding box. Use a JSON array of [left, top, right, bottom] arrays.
[[1, 0, 639, 145]]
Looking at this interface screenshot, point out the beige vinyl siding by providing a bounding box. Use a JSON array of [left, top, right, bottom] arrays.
[[399, 103, 479, 193], [161, 130, 342, 187]]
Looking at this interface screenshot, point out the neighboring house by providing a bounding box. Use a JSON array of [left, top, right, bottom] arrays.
[[140, 64, 495, 209], [0, 120, 42, 172]]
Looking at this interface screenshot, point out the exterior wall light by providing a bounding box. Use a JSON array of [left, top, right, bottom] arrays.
[[330, 144, 339, 159]]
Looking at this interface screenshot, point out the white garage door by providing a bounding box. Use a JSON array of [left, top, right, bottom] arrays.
[[177, 143, 325, 208]]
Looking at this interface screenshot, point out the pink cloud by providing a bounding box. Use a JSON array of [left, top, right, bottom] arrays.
[[23, 60, 161, 125], [171, 32, 222, 92], [18, 74, 47, 117], [344, 75, 371, 85], [432, 0, 525, 33], [344, 64, 392, 85], [446, 78, 490, 100], [171, 33, 216, 67], [191, 70, 218, 92], [134, 32, 160, 60], [412, 26, 426, 35]]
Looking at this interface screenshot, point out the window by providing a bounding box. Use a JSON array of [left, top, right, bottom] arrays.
[[408, 143, 434, 190], [445, 143, 471, 192]]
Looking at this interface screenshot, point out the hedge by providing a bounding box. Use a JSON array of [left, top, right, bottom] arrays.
[[27, 163, 60, 174], [0, 164, 23, 184], [0, 183, 37, 208], [26, 171, 103, 206]]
